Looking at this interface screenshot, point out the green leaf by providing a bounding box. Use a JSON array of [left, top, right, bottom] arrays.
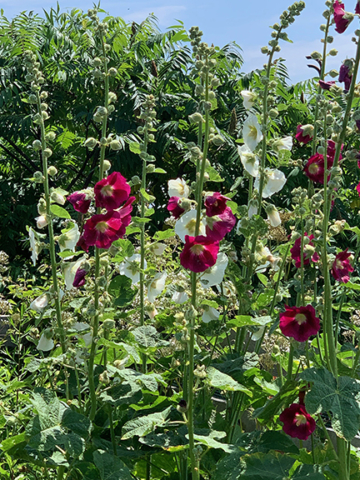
[[93, 450, 133, 480], [100, 381, 142, 407], [300, 367, 360, 441], [345, 282, 360, 291], [132, 326, 169, 349], [61, 410, 91, 438], [153, 229, 175, 240], [205, 367, 252, 395], [129, 142, 141, 154], [292, 464, 326, 480], [252, 431, 299, 454], [227, 315, 272, 328], [193, 432, 236, 453], [154, 168, 166, 173], [240, 451, 295, 479], [50, 205, 70, 219], [206, 165, 224, 183], [132, 217, 151, 224], [121, 407, 172, 440], [140, 188, 151, 202], [108, 275, 136, 307]]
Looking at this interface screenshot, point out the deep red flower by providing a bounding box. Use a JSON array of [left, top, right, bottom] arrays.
[[205, 207, 236, 241], [319, 79, 336, 90], [357, 182, 360, 196], [280, 305, 320, 342], [356, 0, 360, 14], [295, 125, 313, 145], [290, 233, 319, 268], [67, 192, 91, 214], [83, 211, 125, 249], [205, 192, 229, 217], [331, 248, 354, 283], [77, 235, 89, 252], [327, 139, 343, 162], [334, 1, 352, 33], [73, 269, 87, 288], [339, 63, 352, 92], [356, 120, 360, 132], [167, 196, 185, 219], [280, 402, 316, 440], [304, 153, 327, 183], [180, 235, 219, 273], [94, 171, 131, 211]]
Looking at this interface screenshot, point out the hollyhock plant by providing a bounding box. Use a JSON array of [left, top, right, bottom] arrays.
[[295, 124, 314, 145], [200, 252, 228, 288], [202, 306, 220, 323], [119, 254, 147, 284], [304, 153, 327, 183], [180, 235, 219, 273], [280, 402, 316, 440], [291, 234, 319, 268], [273, 136, 293, 152], [339, 62, 352, 91], [240, 90, 256, 109], [30, 293, 49, 312], [254, 168, 287, 198], [238, 144, 260, 177], [94, 171, 131, 211], [168, 178, 190, 199], [331, 249, 354, 283], [67, 191, 91, 214], [175, 210, 206, 242], [242, 114, 263, 151], [37, 329, 54, 352], [205, 207, 236, 241], [280, 305, 320, 342], [333, 0, 353, 33], [319, 79, 336, 90], [148, 271, 167, 303], [205, 192, 229, 217], [73, 268, 87, 288], [59, 223, 80, 252], [167, 196, 185, 219]]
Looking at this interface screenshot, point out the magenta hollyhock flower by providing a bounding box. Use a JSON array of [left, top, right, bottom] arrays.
[[331, 248, 354, 283], [94, 171, 131, 211], [77, 235, 89, 252], [167, 196, 185, 219], [73, 268, 87, 288], [67, 192, 91, 214], [339, 63, 352, 92], [205, 207, 236, 241], [180, 235, 219, 273], [291, 234, 319, 268], [304, 153, 327, 183], [357, 182, 360, 196], [116, 196, 135, 237], [295, 125, 313, 145], [319, 79, 336, 90], [280, 402, 316, 440], [280, 305, 320, 342], [356, 0, 360, 14], [205, 192, 229, 217], [333, 1, 352, 33], [327, 139, 343, 162], [83, 211, 124, 249]]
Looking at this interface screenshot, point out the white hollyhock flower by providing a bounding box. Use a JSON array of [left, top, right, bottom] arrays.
[[243, 114, 263, 151], [172, 291, 189, 304], [273, 136, 293, 152], [148, 271, 167, 303], [114, 355, 130, 370], [30, 294, 49, 312], [72, 322, 92, 346], [153, 243, 167, 255], [202, 306, 220, 323], [175, 210, 206, 242], [248, 202, 258, 218], [59, 223, 80, 252], [168, 178, 190, 198], [37, 329, 54, 351], [238, 145, 260, 177], [266, 205, 281, 227], [254, 169, 286, 198], [29, 227, 39, 266], [146, 305, 158, 319], [119, 254, 147, 285], [241, 90, 256, 110], [252, 326, 266, 341], [255, 246, 281, 272], [36, 215, 48, 229], [63, 257, 84, 290], [200, 252, 228, 288]]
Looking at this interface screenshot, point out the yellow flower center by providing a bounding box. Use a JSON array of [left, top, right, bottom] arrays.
[[295, 313, 307, 325], [190, 244, 205, 255], [336, 259, 343, 269], [186, 218, 197, 235], [95, 221, 108, 233], [101, 185, 114, 196], [295, 413, 307, 426], [178, 183, 185, 195], [308, 164, 319, 174], [248, 125, 258, 141]]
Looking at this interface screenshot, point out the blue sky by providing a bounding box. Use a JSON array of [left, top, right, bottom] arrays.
[[2, 0, 358, 83]]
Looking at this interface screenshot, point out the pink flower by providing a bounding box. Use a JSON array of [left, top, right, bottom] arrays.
[[77, 235, 89, 252], [339, 63, 352, 92], [304, 153, 327, 184], [356, 0, 360, 14], [357, 182, 360, 196], [94, 171, 131, 211], [180, 235, 219, 273], [280, 402, 316, 440], [280, 305, 320, 342], [319, 79, 335, 90], [67, 192, 91, 214], [295, 125, 313, 145], [290, 233, 319, 268], [331, 248, 354, 283], [327, 139, 343, 162], [205, 207, 236, 241], [205, 192, 229, 217], [73, 269, 87, 288], [333, 1, 352, 33], [167, 196, 185, 219]]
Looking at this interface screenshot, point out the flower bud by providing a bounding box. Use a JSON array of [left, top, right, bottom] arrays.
[[50, 191, 66, 205], [110, 140, 122, 151], [185, 306, 198, 322], [103, 160, 111, 171], [32, 139, 42, 151], [261, 46, 269, 54], [131, 175, 141, 185], [96, 276, 107, 287], [47, 166, 58, 177], [43, 148, 52, 158], [269, 108, 279, 118], [37, 198, 47, 215], [36, 215, 48, 229], [108, 104, 115, 114], [34, 171, 44, 183], [109, 67, 117, 77], [45, 131, 56, 142], [188, 112, 204, 124], [93, 57, 102, 67], [103, 318, 115, 329], [85, 137, 98, 150], [212, 134, 225, 146]]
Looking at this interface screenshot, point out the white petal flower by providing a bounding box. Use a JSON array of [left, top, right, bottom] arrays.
[[114, 355, 130, 370], [243, 114, 263, 151], [202, 306, 220, 323], [175, 210, 206, 242], [119, 254, 147, 285], [248, 202, 258, 218], [153, 243, 167, 255], [168, 178, 190, 198], [254, 169, 286, 198], [36, 215, 48, 229], [148, 271, 167, 303], [37, 330, 54, 351], [200, 252, 228, 288], [63, 257, 84, 290], [238, 144, 260, 177], [59, 223, 80, 252], [30, 294, 49, 312], [266, 205, 281, 227], [252, 326, 265, 341], [29, 227, 38, 266], [241, 90, 256, 110], [273, 136, 293, 151], [72, 322, 92, 346], [172, 291, 189, 304], [146, 305, 158, 319]]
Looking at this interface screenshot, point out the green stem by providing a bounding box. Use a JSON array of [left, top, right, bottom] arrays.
[[335, 289, 346, 348], [108, 407, 117, 455], [300, 216, 305, 307], [337, 437, 350, 480], [57, 466, 65, 480]]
